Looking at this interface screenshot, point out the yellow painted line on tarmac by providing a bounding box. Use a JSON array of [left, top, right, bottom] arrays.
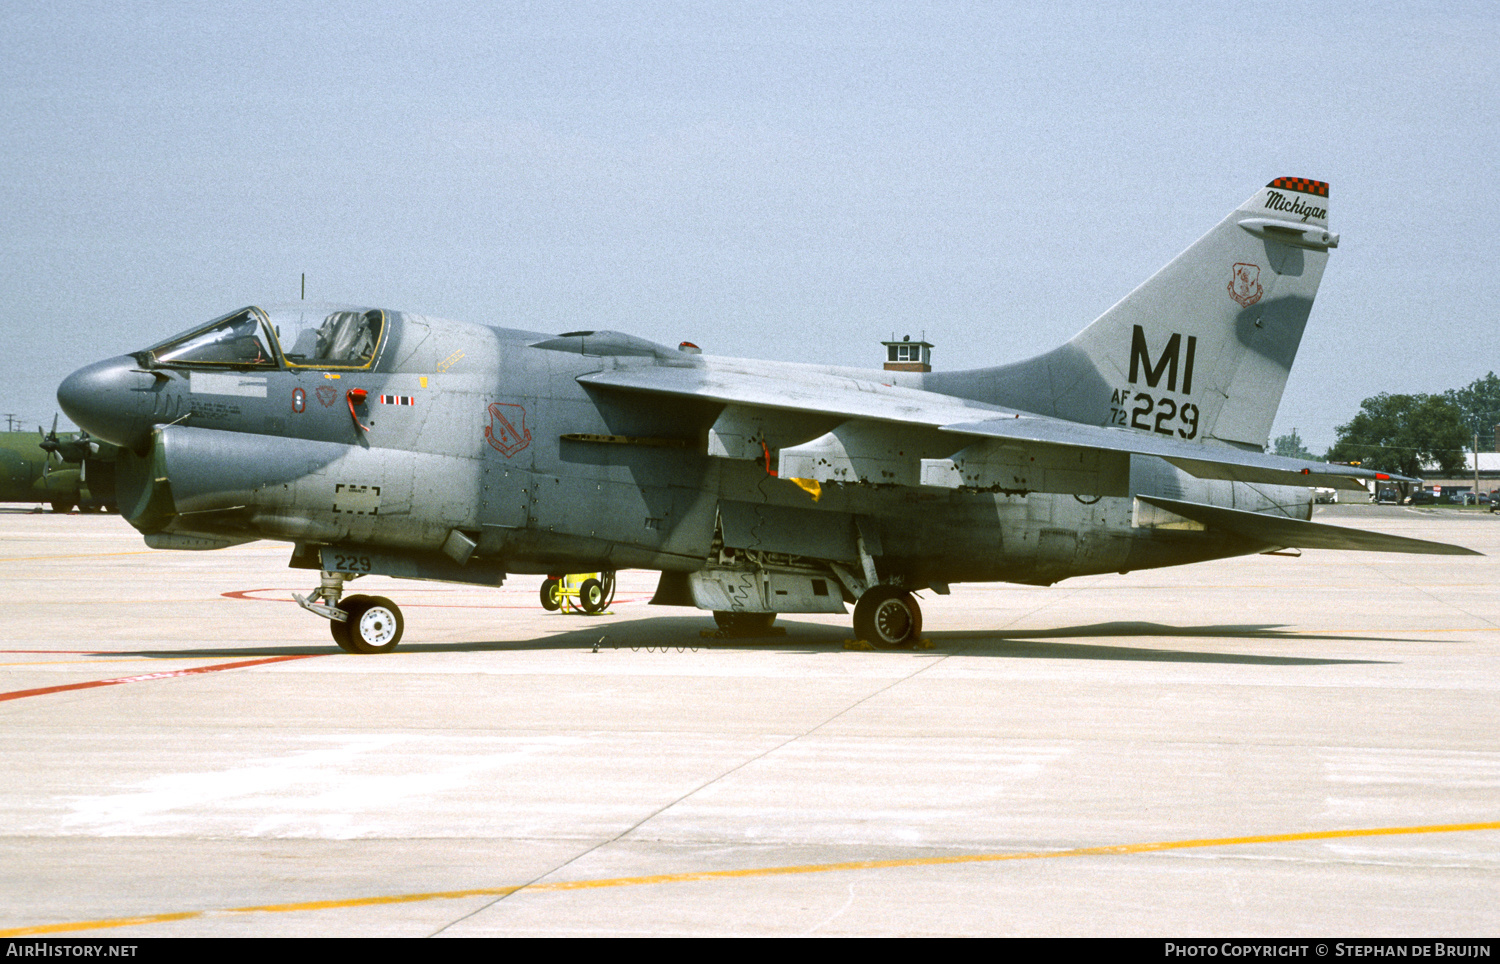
[[1191, 626, 1500, 636], [0, 660, 143, 668], [0, 550, 159, 562], [0, 657, 244, 668], [4, 913, 204, 936], [1312, 626, 1500, 634], [4, 819, 1497, 937]]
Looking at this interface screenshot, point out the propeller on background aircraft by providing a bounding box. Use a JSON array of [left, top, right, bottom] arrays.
[[37, 415, 98, 468], [37, 416, 61, 477]]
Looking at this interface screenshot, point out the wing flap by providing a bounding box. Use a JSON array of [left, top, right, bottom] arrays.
[[1138, 496, 1480, 556]]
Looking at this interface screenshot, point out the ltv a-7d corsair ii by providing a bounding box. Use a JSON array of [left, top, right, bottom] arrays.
[[58, 178, 1476, 652]]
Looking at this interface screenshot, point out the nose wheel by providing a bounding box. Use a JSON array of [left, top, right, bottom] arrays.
[[329, 594, 404, 653], [297, 572, 405, 654]]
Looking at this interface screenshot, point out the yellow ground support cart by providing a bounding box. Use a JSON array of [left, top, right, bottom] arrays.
[[539, 571, 616, 614]]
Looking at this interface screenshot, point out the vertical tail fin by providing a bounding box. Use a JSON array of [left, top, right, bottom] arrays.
[[929, 179, 1337, 449]]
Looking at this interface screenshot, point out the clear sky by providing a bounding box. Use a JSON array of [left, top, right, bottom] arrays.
[[3, 1, 1496, 451]]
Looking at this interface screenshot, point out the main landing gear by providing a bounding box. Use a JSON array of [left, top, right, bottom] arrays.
[[852, 585, 922, 649], [706, 586, 920, 646], [295, 571, 405, 654]]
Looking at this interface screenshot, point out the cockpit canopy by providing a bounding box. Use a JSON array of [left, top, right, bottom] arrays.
[[145, 305, 388, 370]]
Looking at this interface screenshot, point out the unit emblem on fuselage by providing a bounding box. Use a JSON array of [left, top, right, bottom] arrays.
[[484, 402, 531, 457], [315, 386, 338, 407]]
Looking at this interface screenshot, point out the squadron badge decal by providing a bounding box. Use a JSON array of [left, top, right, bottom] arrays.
[[484, 402, 531, 457], [1228, 262, 1263, 308]]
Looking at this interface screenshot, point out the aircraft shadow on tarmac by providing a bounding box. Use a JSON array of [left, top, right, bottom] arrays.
[[933, 621, 1394, 666], [114, 616, 1394, 666]]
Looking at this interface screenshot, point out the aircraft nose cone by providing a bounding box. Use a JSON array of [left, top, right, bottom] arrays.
[[57, 355, 157, 449]]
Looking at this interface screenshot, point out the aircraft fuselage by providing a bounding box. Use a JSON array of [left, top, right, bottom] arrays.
[[63, 179, 1455, 651], [60, 307, 1295, 604]]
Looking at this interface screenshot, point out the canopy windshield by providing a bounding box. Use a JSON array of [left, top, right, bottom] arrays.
[[146, 305, 387, 370], [262, 305, 385, 369], [148, 308, 277, 368]]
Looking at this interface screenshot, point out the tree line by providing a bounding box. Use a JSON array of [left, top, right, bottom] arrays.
[[1272, 373, 1500, 479]]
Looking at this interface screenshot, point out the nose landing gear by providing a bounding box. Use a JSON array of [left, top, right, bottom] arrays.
[[295, 571, 405, 654]]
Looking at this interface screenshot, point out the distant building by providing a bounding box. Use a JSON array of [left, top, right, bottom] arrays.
[[1419, 452, 1500, 498], [882, 335, 932, 373]]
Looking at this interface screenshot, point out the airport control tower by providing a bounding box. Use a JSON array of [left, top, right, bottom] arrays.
[[882, 334, 932, 372]]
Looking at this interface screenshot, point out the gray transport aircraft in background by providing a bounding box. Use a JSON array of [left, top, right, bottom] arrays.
[[57, 178, 1478, 653]]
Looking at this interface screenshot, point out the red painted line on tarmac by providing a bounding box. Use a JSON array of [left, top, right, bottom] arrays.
[[221, 588, 307, 602], [0, 654, 323, 703]]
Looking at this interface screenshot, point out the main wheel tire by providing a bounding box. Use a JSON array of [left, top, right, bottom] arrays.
[[339, 594, 404, 653], [712, 611, 776, 635], [852, 586, 922, 649], [540, 578, 562, 612], [50, 500, 74, 514], [579, 577, 606, 614]]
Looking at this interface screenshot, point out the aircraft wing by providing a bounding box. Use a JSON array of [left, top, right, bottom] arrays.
[[577, 363, 1016, 427], [1137, 496, 1481, 556], [578, 365, 1411, 492]]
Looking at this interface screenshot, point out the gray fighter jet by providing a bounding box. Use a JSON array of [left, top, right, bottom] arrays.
[[57, 177, 1476, 653]]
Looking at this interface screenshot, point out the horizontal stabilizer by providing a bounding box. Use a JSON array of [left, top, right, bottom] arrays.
[[1159, 456, 1369, 492], [944, 417, 1412, 491], [1137, 496, 1481, 556]]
